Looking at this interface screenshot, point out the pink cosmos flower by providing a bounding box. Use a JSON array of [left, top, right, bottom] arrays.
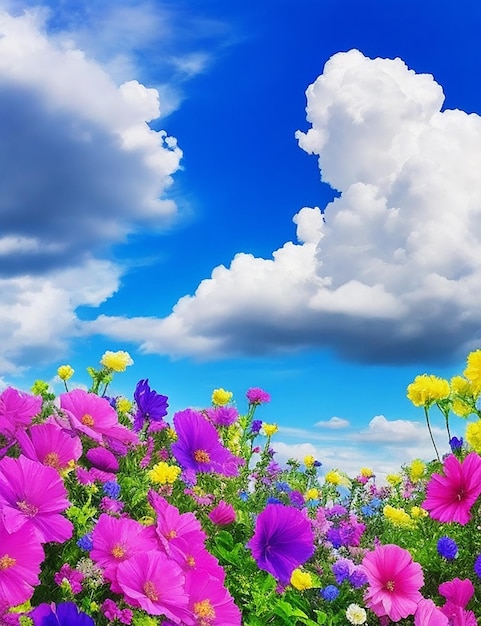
[[60, 389, 138, 447], [0, 455, 73, 543], [116, 551, 191, 623], [208, 501, 236, 526], [0, 520, 44, 606], [184, 570, 242, 626], [16, 421, 82, 472], [86, 447, 119, 472], [361, 544, 424, 622], [90, 514, 158, 593], [415, 599, 449, 626], [0, 387, 42, 437], [423, 452, 481, 525], [438, 578, 477, 625]]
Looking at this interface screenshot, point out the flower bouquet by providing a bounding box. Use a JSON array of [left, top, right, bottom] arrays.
[[1, 349, 481, 625]]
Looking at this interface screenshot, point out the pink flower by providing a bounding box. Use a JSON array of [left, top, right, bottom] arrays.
[[423, 452, 481, 525], [16, 421, 82, 472], [184, 570, 241, 625], [0, 388, 42, 438], [208, 501, 236, 526], [90, 514, 158, 592], [439, 578, 477, 625], [60, 389, 138, 447], [54, 564, 84, 594], [246, 388, 271, 405], [362, 544, 424, 622], [0, 455, 73, 543], [0, 520, 44, 606], [415, 599, 449, 626], [116, 551, 191, 622]]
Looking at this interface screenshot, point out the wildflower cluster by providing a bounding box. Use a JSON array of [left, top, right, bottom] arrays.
[[1, 349, 481, 624]]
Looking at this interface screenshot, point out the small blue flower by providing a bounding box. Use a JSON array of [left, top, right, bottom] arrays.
[[103, 481, 121, 499], [474, 554, 481, 579], [450, 436, 464, 452], [437, 536, 458, 560], [320, 585, 339, 601], [76, 533, 93, 551]]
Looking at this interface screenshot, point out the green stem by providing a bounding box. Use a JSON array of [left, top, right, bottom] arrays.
[[424, 405, 440, 462]]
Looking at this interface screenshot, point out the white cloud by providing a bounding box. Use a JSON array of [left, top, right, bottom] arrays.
[[314, 416, 350, 429], [87, 49, 481, 365]]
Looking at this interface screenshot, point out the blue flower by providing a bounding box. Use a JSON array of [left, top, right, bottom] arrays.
[[437, 536, 458, 560], [103, 481, 121, 499], [450, 436, 464, 452], [76, 533, 93, 551], [474, 554, 481, 579], [31, 602, 94, 626], [320, 585, 339, 601]]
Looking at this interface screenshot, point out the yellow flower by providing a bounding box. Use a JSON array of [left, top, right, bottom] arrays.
[[325, 470, 342, 485], [465, 420, 481, 453], [346, 603, 367, 625], [410, 506, 428, 519], [57, 365, 74, 381], [386, 473, 402, 487], [262, 423, 278, 437], [166, 427, 177, 441], [451, 375, 473, 396], [383, 505, 414, 528], [304, 455, 316, 468], [116, 397, 133, 414], [464, 349, 481, 395], [100, 350, 133, 372], [290, 568, 314, 590], [148, 462, 181, 485], [406, 374, 450, 407], [211, 388, 233, 406], [359, 467, 374, 478], [408, 459, 425, 483], [451, 398, 473, 418], [305, 488, 319, 501]]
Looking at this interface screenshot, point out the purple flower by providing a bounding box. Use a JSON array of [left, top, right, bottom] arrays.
[[320, 585, 339, 601], [204, 406, 239, 426], [133, 379, 168, 432], [208, 500, 236, 526], [246, 387, 271, 405], [247, 504, 314, 583], [289, 490, 305, 507], [171, 409, 243, 477], [54, 564, 84, 594], [77, 532, 93, 551], [86, 448, 119, 473], [332, 559, 351, 584], [349, 567, 368, 588], [30, 602, 94, 626], [103, 481, 121, 499], [437, 536, 458, 560], [250, 419, 263, 434], [450, 436, 464, 452]]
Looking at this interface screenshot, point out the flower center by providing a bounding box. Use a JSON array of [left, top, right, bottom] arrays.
[[166, 529, 177, 539], [44, 451, 61, 469], [386, 580, 395, 592], [143, 580, 159, 601], [457, 488, 466, 501], [193, 599, 215, 624], [17, 500, 38, 517], [111, 544, 127, 559], [186, 555, 196, 567], [81, 413, 95, 427], [193, 449, 210, 463], [0, 555, 16, 570]]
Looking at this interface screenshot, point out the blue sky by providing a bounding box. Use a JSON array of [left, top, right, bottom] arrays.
[[1, 0, 481, 479]]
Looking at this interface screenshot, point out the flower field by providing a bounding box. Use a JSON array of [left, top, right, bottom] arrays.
[[1, 349, 481, 624]]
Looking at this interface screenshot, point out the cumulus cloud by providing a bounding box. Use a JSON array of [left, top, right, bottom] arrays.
[[0, 8, 184, 372], [87, 49, 481, 364], [314, 416, 350, 429]]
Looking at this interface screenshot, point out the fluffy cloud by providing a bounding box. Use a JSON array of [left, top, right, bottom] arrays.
[[88, 49, 481, 364], [314, 416, 350, 429], [0, 9, 182, 371]]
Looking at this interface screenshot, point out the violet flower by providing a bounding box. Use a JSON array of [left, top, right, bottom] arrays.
[[133, 379, 168, 432]]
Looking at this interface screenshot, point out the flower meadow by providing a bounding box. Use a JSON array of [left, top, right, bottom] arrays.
[[2, 350, 481, 625]]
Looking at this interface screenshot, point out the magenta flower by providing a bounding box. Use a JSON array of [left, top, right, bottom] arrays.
[[0, 387, 42, 437], [0, 521, 44, 606], [86, 447, 119, 472], [171, 409, 243, 478], [60, 389, 138, 446], [184, 570, 242, 626], [208, 501, 236, 526], [204, 406, 239, 427], [0, 455, 73, 543], [438, 577, 477, 625], [362, 544, 424, 622], [247, 504, 314, 583], [54, 564, 85, 594], [246, 387, 271, 405], [116, 551, 191, 622], [414, 599, 449, 626], [423, 452, 481, 525], [90, 514, 158, 592], [16, 421, 82, 472]]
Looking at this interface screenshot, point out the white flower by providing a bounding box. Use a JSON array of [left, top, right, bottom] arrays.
[[346, 603, 367, 625]]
